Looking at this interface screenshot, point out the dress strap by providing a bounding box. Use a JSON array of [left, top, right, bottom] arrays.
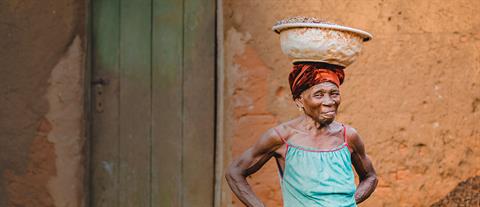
[[273, 127, 288, 179], [273, 127, 288, 146], [342, 124, 348, 147]]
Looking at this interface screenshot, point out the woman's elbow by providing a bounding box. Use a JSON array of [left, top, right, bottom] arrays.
[[225, 162, 241, 181], [370, 174, 379, 188], [225, 166, 234, 181]]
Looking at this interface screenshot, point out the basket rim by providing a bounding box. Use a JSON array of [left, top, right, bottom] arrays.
[[272, 22, 373, 42]]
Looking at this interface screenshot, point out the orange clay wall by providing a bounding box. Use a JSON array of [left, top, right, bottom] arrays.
[[221, 0, 480, 206]]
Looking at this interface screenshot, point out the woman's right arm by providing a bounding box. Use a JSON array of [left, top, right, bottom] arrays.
[[225, 128, 284, 207]]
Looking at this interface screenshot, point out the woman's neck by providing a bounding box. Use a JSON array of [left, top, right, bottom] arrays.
[[301, 114, 332, 135]]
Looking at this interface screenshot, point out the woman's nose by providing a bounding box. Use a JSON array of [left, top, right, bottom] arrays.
[[322, 96, 335, 106]]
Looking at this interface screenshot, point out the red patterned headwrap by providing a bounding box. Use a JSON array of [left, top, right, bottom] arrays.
[[288, 62, 345, 100]]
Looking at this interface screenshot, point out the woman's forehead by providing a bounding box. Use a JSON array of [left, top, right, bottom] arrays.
[[310, 82, 339, 91]]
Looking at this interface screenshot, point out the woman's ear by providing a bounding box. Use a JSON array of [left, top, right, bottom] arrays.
[[294, 97, 304, 109]]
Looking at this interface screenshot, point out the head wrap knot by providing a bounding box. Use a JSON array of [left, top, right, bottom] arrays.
[[288, 63, 345, 100]]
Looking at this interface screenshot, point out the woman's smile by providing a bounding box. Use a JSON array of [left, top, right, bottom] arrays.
[[321, 111, 336, 115], [320, 111, 336, 119]]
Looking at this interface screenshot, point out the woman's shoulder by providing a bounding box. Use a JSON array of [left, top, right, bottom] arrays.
[[269, 116, 304, 142], [338, 123, 364, 151], [339, 123, 360, 139]]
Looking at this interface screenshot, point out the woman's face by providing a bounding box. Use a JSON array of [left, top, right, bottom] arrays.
[[296, 81, 341, 125]]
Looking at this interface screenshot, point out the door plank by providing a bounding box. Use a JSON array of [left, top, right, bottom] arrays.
[[90, 0, 121, 206], [182, 0, 216, 206], [151, 0, 184, 206], [118, 0, 152, 206]]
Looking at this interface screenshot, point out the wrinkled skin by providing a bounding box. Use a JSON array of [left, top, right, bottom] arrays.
[[225, 82, 378, 207]]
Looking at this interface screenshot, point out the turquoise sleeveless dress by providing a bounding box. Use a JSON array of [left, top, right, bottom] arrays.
[[275, 125, 357, 207]]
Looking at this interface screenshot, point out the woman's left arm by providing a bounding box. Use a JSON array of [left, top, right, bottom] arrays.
[[346, 126, 378, 204]]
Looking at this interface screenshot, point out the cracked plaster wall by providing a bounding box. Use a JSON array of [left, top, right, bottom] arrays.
[[0, 0, 87, 206]]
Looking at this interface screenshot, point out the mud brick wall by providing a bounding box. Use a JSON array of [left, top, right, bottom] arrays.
[[221, 0, 480, 206]]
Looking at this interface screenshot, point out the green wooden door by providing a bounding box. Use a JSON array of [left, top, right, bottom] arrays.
[[90, 0, 215, 206]]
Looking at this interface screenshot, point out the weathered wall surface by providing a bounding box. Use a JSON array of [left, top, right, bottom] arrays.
[[0, 0, 87, 206], [222, 0, 480, 206]]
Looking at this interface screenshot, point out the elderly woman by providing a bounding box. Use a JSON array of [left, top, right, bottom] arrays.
[[225, 62, 378, 207]]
